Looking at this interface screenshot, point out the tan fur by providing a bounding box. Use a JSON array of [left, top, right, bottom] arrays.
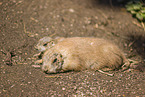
[[42, 37, 130, 73]]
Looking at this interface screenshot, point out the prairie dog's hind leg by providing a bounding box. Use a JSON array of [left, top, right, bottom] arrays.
[[90, 62, 114, 76], [90, 62, 114, 71]]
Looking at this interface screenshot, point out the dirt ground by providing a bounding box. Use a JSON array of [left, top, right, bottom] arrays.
[[0, 0, 145, 96]]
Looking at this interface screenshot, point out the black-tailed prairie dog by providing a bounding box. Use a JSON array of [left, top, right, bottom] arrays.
[[41, 37, 130, 74]]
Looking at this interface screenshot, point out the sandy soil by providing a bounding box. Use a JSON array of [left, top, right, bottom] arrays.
[[0, 0, 145, 96]]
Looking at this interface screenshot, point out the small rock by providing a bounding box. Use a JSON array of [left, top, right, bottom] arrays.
[[69, 8, 75, 13], [62, 87, 65, 90]]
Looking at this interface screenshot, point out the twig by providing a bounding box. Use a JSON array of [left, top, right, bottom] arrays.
[[98, 70, 114, 76], [49, 33, 56, 37], [32, 65, 41, 68], [133, 21, 142, 28], [141, 21, 145, 31], [30, 17, 38, 22], [1, 49, 16, 65], [109, 0, 113, 9], [0, 49, 6, 55], [133, 21, 145, 31], [45, 76, 62, 78], [97, 9, 108, 19], [23, 22, 36, 37], [128, 41, 135, 47], [23, 22, 27, 34]]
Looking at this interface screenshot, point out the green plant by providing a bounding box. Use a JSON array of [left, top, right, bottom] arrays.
[[126, 1, 145, 21], [126, 1, 145, 30]]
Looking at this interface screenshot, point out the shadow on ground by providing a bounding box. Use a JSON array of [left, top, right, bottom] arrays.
[[127, 34, 145, 71], [128, 34, 145, 59]]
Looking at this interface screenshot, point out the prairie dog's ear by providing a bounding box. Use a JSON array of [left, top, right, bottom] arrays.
[[55, 37, 65, 42], [55, 37, 61, 39], [46, 37, 65, 49]]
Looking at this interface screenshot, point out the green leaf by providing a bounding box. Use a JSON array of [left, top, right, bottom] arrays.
[[136, 13, 143, 20], [133, 4, 141, 10], [141, 13, 145, 18], [141, 8, 145, 13], [126, 7, 134, 11], [130, 10, 137, 14], [126, 4, 134, 11]]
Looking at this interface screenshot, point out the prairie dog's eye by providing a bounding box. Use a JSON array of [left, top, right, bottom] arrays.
[[53, 58, 57, 63], [43, 43, 48, 46]]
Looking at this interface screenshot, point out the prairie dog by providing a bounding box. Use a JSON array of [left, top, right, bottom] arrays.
[[42, 37, 130, 73], [35, 36, 65, 52]]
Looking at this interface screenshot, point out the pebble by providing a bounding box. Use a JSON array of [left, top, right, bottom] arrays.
[[62, 88, 65, 90], [69, 8, 75, 13]]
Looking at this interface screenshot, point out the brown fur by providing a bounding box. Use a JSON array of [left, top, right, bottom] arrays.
[[42, 37, 130, 73]]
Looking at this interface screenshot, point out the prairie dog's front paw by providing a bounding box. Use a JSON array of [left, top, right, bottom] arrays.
[[35, 59, 43, 64]]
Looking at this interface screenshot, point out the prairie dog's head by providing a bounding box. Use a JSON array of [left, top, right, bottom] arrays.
[[42, 53, 64, 73], [35, 37, 65, 52], [35, 37, 55, 52]]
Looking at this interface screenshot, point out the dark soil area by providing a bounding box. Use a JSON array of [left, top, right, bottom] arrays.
[[0, 0, 145, 96]]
